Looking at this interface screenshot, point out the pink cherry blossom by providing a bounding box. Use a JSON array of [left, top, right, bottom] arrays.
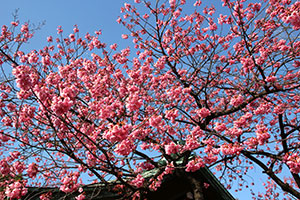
[[165, 142, 180, 155], [230, 95, 244, 107], [131, 174, 145, 188], [186, 158, 204, 172], [27, 162, 38, 178], [285, 11, 300, 30], [169, 0, 176, 8], [1, 0, 300, 199], [51, 96, 74, 115], [121, 34, 128, 39], [5, 181, 28, 199], [196, 107, 211, 118], [115, 139, 135, 156], [285, 153, 300, 174], [60, 172, 80, 193], [76, 194, 85, 200], [255, 124, 270, 145]]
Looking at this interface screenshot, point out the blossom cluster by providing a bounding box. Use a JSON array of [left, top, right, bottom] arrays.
[[0, 0, 300, 199]]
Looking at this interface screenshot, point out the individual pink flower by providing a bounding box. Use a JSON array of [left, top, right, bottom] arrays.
[[169, 0, 176, 8], [57, 26, 63, 34], [254, 103, 271, 115], [47, 36, 53, 42], [186, 158, 204, 172], [214, 122, 227, 132], [194, 0, 202, 6], [69, 34, 76, 42], [121, 34, 128, 39], [51, 96, 74, 115], [165, 162, 175, 174], [190, 126, 204, 137], [274, 105, 285, 115], [154, 56, 166, 70], [0, 160, 10, 175], [12, 65, 37, 91], [20, 24, 29, 33], [73, 25, 79, 33], [285, 11, 300, 30], [13, 161, 25, 174], [137, 162, 155, 171], [149, 115, 162, 128], [125, 93, 142, 112], [11, 21, 19, 26], [6, 103, 16, 111], [293, 60, 300, 68], [103, 124, 131, 143], [196, 107, 211, 118], [255, 124, 270, 145], [220, 143, 243, 156], [143, 14, 150, 19], [285, 153, 300, 174], [225, 127, 243, 137], [39, 192, 52, 200], [60, 172, 80, 193], [76, 194, 85, 200], [230, 95, 244, 107], [42, 55, 51, 66], [115, 139, 135, 156], [266, 76, 277, 82], [131, 174, 145, 188], [184, 135, 200, 151], [244, 137, 259, 149], [234, 112, 253, 128], [116, 17, 122, 24], [173, 9, 181, 18], [110, 43, 117, 50], [165, 142, 180, 155], [5, 181, 28, 199], [27, 162, 38, 178]]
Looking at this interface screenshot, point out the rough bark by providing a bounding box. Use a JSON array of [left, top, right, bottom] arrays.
[[187, 175, 204, 200]]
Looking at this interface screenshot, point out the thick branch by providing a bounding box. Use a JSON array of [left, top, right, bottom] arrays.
[[279, 114, 300, 188]]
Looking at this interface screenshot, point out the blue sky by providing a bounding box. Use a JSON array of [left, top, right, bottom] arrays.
[[0, 0, 129, 50], [0, 1, 286, 199]]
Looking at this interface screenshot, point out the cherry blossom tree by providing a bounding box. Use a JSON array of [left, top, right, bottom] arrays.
[[1, 0, 300, 199]]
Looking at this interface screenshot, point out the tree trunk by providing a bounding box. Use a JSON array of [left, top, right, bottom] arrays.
[[187, 175, 204, 200]]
